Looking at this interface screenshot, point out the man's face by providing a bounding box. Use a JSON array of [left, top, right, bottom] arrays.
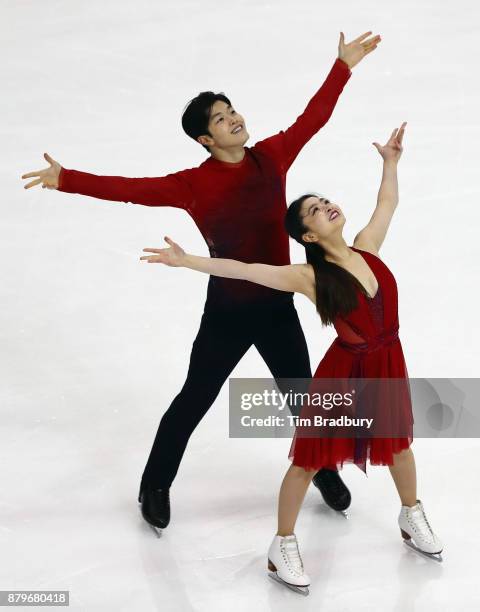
[[198, 101, 249, 149]]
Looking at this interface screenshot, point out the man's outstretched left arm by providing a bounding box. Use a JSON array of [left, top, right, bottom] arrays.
[[255, 31, 380, 171]]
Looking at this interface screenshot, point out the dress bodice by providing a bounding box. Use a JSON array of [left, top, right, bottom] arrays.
[[333, 247, 399, 350]]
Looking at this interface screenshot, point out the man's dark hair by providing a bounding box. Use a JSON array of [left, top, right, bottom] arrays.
[[181, 91, 232, 152]]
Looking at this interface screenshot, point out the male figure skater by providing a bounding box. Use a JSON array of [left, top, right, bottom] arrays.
[[22, 31, 381, 531]]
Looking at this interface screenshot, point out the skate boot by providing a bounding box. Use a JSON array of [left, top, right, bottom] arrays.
[[312, 468, 351, 518], [398, 499, 443, 562], [138, 483, 170, 537], [267, 534, 310, 596]]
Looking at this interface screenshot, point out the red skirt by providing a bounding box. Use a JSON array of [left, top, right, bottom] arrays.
[[288, 336, 414, 475]]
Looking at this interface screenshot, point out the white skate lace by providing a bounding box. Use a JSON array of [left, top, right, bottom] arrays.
[[410, 505, 434, 543], [281, 536, 304, 574]]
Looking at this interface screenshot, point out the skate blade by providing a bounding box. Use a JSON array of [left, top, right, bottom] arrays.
[[148, 523, 163, 538], [403, 540, 443, 562], [139, 502, 165, 538], [268, 572, 309, 596]]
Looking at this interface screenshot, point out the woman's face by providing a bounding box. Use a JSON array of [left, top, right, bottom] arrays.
[[300, 196, 345, 242]]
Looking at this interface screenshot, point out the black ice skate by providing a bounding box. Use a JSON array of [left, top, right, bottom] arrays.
[[138, 484, 171, 537], [312, 468, 351, 518]]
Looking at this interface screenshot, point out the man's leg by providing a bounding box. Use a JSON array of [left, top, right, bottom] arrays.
[[252, 298, 312, 396], [252, 299, 351, 513], [141, 308, 253, 490]]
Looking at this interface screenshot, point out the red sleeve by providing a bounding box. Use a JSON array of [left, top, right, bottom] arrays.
[[57, 166, 195, 210], [253, 58, 352, 171]]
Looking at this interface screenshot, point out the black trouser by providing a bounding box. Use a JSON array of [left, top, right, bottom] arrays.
[[141, 296, 312, 489]]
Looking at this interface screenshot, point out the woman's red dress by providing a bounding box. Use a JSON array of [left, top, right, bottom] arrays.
[[289, 247, 414, 474]]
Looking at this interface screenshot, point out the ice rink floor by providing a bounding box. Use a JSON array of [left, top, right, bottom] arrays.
[[2, 1, 480, 610]]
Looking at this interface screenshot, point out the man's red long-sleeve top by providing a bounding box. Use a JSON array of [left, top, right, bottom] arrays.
[[58, 58, 352, 310]]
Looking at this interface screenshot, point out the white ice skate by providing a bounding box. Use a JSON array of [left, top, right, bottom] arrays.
[[267, 534, 310, 596], [398, 499, 443, 562]]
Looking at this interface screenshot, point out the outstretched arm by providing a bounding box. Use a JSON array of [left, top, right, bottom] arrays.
[[22, 153, 194, 209], [255, 31, 381, 171], [140, 237, 314, 296], [354, 122, 407, 254]]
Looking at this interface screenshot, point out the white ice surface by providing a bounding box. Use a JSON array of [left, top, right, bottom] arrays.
[[2, 1, 480, 610]]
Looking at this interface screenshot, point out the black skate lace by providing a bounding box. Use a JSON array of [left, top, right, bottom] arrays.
[[322, 470, 344, 495]]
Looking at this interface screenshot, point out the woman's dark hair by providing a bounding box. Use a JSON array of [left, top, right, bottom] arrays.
[[285, 193, 366, 326], [181, 91, 232, 152]]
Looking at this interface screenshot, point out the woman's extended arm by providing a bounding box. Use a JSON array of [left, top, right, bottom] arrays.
[[354, 122, 406, 254], [140, 237, 313, 296]]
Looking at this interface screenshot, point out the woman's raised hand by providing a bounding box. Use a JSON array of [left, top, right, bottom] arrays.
[[372, 122, 407, 163], [21, 153, 62, 190], [140, 236, 186, 267], [338, 31, 381, 69]]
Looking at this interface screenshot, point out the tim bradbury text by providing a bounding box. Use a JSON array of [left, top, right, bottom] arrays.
[[240, 415, 374, 428]]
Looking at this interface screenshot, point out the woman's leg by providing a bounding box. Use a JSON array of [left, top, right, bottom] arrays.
[[253, 300, 351, 511], [388, 447, 417, 506], [390, 446, 443, 555], [277, 464, 317, 536]]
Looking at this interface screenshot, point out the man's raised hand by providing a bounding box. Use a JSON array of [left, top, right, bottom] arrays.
[[140, 236, 186, 267], [338, 31, 381, 69], [21, 153, 62, 190]]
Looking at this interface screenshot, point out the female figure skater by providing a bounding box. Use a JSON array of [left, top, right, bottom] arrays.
[[139, 121, 443, 593]]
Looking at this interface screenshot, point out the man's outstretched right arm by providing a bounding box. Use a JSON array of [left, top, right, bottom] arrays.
[[22, 153, 195, 210], [58, 166, 194, 209]]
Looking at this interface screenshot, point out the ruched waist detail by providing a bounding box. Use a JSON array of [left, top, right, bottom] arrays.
[[334, 324, 399, 355]]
